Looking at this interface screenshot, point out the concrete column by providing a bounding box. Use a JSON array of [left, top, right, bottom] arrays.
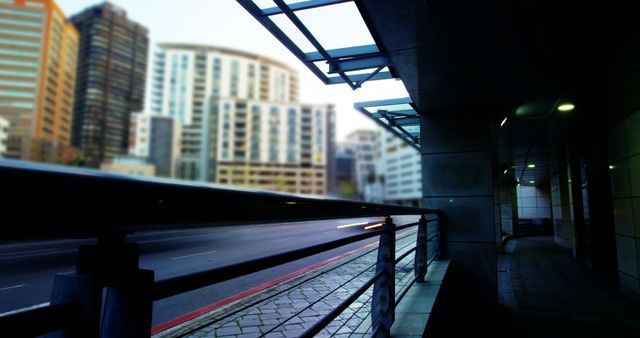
[[499, 184, 516, 237], [419, 112, 497, 304], [550, 165, 575, 248], [569, 140, 587, 260]]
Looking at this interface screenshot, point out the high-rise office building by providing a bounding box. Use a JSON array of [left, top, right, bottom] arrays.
[[0, 0, 78, 162], [379, 130, 422, 206], [151, 44, 334, 195], [334, 143, 357, 198], [344, 129, 380, 198], [0, 116, 8, 157], [69, 2, 148, 167], [128, 112, 181, 177]]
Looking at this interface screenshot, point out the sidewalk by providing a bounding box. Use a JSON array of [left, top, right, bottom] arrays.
[[155, 229, 421, 338], [499, 236, 640, 338]]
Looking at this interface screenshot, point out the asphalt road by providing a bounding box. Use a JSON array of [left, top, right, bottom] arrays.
[[0, 215, 417, 326]]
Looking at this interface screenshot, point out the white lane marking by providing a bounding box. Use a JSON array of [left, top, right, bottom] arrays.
[[0, 302, 49, 317], [138, 232, 223, 244], [170, 250, 217, 260], [0, 249, 75, 262], [0, 248, 58, 256], [0, 284, 26, 292]]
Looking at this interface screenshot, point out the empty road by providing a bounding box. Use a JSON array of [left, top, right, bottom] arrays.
[[0, 215, 417, 326]]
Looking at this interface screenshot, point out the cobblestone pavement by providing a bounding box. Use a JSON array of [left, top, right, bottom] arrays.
[[156, 228, 422, 338]]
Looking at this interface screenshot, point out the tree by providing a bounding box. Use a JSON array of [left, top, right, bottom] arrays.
[[337, 181, 358, 199]]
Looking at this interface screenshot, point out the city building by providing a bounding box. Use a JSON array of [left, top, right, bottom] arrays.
[[70, 2, 148, 167], [0, 0, 79, 162], [150, 44, 333, 195], [334, 144, 357, 199], [0, 116, 8, 157], [343, 129, 380, 199], [379, 130, 422, 206], [212, 100, 333, 195], [100, 155, 155, 176], [128, 113, 181, 177]]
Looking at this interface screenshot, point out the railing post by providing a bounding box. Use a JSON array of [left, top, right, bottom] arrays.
[[435, 212, 442, 259], [414, 215, 428, 283], [45, 247, 102, 338], [99, 239, 154, 338], [371, 216, 395, 337]]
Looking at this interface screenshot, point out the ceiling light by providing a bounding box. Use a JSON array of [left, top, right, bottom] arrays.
[[558, 103, 575, 112], [527, 164, 535, 168], [529, 180, 535, 184], [503, 169, 508, 174], [500, 117, 508, 127], [609, 165, 615, 170]]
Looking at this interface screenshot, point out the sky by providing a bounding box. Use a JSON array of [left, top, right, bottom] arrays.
[[55, 0, 410, 141]]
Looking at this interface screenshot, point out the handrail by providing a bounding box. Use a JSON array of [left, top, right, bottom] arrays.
[[0, 159, 437, 239], [395, 245, 418, 264], [298, 270, 385, 338], [0, 160, 442, 337], [153, 228, 386, 300]]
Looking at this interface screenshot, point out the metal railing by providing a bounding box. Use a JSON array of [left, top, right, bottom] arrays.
[[0, 160, 440, 338]]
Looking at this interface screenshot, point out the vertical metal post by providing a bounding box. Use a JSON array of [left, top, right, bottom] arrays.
[[435, 213, 442, 259], [371, 216, 395, 337], [45, 246, 103, 338], [99, 242, 154, 338], [414, 215, 428, 283]]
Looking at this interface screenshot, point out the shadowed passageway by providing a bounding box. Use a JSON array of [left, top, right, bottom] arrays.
[[499, 237, 640, 338]]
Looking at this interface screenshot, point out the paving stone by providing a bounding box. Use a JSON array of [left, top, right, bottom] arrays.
[[282, 329, 306, 337], [235, 334, 259, 338], [215, 326, 242, 336], [238, 319, 261, 327], [241, 326, 261, 334], [155, 232, 421, 338]]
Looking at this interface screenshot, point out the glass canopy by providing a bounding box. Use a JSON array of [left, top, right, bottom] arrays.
[[236, 0, 396, 89], [354, 97, 421, 150]]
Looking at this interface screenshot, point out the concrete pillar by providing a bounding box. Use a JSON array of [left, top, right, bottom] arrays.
[[419, 112, 497, 304], [550, 165, 575, 248], [499, 184, 516, 237]]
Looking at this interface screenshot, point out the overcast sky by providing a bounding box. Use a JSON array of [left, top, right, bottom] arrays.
[[56, 0, 410, 141]]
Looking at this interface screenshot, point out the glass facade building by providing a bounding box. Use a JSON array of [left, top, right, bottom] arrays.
[[0, 0, 78, 162], [69, 2, 148, 167]]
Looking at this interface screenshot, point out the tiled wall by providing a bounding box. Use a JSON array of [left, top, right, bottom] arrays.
[[550, 167, 574, 248], [516, 185, 551, 219], [608, 110, 640, 299], [500, 185, 515, 236]]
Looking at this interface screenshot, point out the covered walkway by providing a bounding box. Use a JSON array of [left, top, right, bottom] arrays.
[[499, 237, 640, 338]]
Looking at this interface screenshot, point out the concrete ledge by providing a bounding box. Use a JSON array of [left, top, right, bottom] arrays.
[[391, 259, 451, 337]]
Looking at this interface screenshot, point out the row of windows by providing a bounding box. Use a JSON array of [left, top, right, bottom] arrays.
[[0, 37, 39, 47], [0, 7, 44, 18], [386, 189, 417, 196], [1, 17, 42, 28], [0, 101, 33, 108], [0, 47, 39, 57], [0, 27, 40, 37], [0, 79, 36, 88], [0, 58, 38, 67], [0, 69, 36, 77]]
